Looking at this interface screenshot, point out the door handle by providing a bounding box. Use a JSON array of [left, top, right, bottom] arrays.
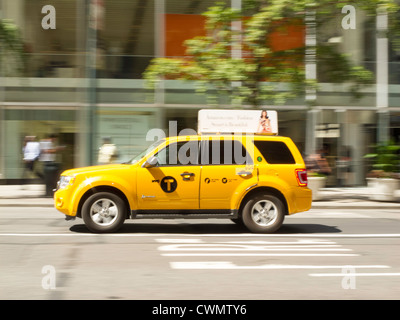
[[180, 172, 195, 181], [236, 170, 252, 177]]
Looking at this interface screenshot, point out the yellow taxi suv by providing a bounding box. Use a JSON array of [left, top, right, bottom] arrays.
[[54, 132, 312, 234]]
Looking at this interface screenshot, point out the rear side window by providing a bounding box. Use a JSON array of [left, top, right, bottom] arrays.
[[253, 140, 296, 164]]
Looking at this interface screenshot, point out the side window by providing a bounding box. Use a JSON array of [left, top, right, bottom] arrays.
[[253, 140, 296, 164], [201, 140, 253, 165], [155, 141, 199, 166]]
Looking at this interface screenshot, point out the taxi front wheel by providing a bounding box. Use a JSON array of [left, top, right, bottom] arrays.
[[82, 192, 126, 233], [242, 194, 285, 233]]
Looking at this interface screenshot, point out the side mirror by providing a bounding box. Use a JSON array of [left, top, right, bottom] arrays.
[[142, 156, 158, 168]]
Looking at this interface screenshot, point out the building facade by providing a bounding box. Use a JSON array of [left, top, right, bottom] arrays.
[[0, 0, 399, 186]]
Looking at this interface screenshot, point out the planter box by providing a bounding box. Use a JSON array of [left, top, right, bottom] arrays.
[[366, 178, 400, 202], [308, 176, 326, 201]]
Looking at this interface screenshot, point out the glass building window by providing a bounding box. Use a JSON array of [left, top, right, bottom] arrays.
[[23, 0, 78, 78], [102, 0, 155, 79]]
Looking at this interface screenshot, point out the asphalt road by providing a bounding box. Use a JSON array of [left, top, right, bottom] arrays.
[[1, 207, 400, 300]]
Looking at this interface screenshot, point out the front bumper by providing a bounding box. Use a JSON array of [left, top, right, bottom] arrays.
[[54, 188, 76, 217]]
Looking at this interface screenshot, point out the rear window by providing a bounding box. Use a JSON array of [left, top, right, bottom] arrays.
[[253, 140, 296, 164]]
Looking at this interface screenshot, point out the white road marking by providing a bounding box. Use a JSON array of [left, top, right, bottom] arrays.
[[163, 253, 359, 257], [157, 239, 338, 245], [217, 240, 337, 244], [158, 244, 351, 251], [170, 262, 389, 270], [309, 273, 400, 277], [158, 238, 358, 258], [155, 239, 204, 243]]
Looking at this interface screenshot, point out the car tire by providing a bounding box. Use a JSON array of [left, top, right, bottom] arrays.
[[82, 192, 126, 233], [242, 194, 285, 233]]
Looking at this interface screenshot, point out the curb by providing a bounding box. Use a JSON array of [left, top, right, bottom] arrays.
[[0, 203, 54, 207], [0, 199, 54, 207]]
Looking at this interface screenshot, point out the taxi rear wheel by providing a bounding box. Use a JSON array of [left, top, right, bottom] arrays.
[[82, 192, 126, 233], [242, 194, 284, 233]]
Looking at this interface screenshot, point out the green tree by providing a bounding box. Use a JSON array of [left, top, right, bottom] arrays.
[[144, 0, 399, 107], [0, 19, 25, 76]]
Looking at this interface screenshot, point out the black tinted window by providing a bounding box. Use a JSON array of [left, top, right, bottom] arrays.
[[201, 140, 253, 165], [253, 141, 295, 164]]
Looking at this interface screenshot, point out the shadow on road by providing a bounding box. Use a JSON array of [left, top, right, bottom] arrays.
[[69, 221, 341, 235]]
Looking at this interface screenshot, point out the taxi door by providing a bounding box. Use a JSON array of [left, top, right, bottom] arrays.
[[136, 140, 201, 211], [199, 138, 258, 210]]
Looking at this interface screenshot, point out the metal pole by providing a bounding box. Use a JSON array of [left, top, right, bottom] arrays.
[[0, 2, 4, 180], [376, 5, 389, 143], [76, 0, 86, 168], [231, 0, 242, 107], [85, 0, 98, 166], [154, 0, 165, 106], [305, 3, 317, 156]]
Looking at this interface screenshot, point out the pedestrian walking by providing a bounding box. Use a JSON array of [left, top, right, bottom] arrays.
[[98, 137, 118, 164], [40, 134, 62, 197], [21, 136, 42, 184], [305, 148, 332, 177]]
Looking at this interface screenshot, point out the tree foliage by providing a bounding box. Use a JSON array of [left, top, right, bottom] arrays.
[[144, 0, 399, 107], [364, 140, 400, 175], [0, 19, 25, 76]]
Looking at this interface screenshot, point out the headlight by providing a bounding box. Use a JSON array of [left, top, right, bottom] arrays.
[[57, 176, 75, 190]]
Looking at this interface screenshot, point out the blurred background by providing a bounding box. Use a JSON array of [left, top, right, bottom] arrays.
[[0, 0, 399, 188]]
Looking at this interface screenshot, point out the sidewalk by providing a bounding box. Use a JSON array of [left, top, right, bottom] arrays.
[[1, 184, 400, 209], [0, 185, 53, 207], [311, 187, 400, 209]]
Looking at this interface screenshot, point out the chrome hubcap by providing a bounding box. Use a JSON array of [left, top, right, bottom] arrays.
[[90, 198, 118, 226], [251, 200, 278, 226]]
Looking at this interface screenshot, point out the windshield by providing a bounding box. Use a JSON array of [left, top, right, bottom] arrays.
[[128, 139, 165, 164]]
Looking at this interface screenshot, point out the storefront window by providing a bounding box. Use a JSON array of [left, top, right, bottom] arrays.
[[3, 109, 76, 180], [313, 109, 378, 187]]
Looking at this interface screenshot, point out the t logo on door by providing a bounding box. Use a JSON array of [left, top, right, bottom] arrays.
[[160, 176, 177, 193]]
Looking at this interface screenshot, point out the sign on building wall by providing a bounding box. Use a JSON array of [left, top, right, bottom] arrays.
[[97, 110, 156, 163]]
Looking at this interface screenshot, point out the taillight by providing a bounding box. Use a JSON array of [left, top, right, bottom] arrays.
[[295, 169, 308, 187]]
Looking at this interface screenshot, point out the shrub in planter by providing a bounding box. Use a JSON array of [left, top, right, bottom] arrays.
[[305, 152, 331, 201], [364, 141, 400, 201], [307, 172, 327, 201]]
